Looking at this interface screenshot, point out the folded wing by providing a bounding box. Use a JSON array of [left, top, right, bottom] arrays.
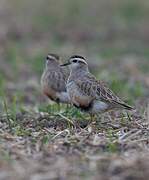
[[75, 73, 133, 110]]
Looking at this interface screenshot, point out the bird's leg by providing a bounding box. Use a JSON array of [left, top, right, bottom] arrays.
[[90, 114, 94, 122], [57, 102, 61, 112], [84, 113, 96, 132], [65, 104, 71, 115], [66, 104, 70, 111], [89, 113, 96, 125]]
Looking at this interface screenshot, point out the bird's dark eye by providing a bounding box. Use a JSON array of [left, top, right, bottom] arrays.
[[73, 60, 77, 63], [46, 56, 50, 60]]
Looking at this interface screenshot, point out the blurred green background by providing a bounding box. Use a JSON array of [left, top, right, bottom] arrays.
[[0, 0, 149, 109]]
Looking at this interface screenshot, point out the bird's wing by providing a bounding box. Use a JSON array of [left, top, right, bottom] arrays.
[[75, 74, 98, 98], [96, 80, 133, 110], [47, 71, 66, 92], [76, 73, 133, 110], [61, 66, 70, 80]]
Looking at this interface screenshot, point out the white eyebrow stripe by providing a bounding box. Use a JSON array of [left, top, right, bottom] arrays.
[[71, 58, 87, 64], [47, 55, 55, 59]]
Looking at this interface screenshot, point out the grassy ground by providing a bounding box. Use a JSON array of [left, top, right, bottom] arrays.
[[0, 0, 149, 179]]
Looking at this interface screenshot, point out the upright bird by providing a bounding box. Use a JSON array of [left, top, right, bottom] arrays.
[[61, 55, 133, 117], [41, 53, 70, 106]]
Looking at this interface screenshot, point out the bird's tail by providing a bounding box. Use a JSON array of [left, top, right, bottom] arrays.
[[113, 100, 134, 110], [118, 102, 134, 110]]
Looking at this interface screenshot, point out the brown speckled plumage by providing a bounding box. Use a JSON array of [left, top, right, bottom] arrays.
[[62, 55, 133, 114], [41, 54, 70, 104]]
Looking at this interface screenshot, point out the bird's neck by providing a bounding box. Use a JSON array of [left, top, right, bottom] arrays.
[[69, 66, 89, 80], [46, 62, 59, 70]]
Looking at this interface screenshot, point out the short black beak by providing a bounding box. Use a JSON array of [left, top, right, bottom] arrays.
[[60, 62, 71, 66]]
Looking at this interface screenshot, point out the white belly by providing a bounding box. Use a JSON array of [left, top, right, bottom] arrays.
[[56, 92, 70, 103], [91, 100, 108, 114]]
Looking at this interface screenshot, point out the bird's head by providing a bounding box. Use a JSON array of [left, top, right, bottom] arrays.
[[45, 53, 60, 67], [61, 55, 88, 71]]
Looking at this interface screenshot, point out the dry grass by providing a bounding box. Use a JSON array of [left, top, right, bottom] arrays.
[[0, 107, 149, 180]]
